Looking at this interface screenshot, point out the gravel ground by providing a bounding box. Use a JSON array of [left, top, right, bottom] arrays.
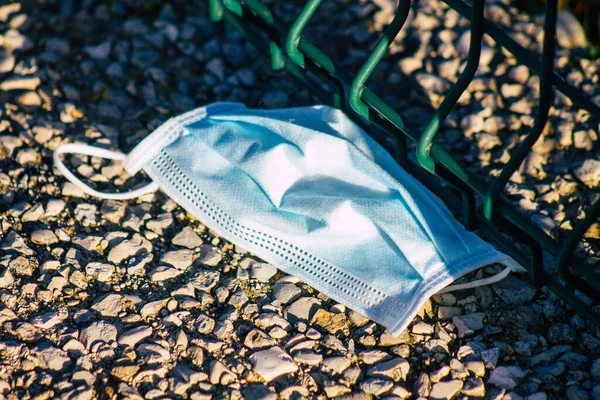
[[0, 0, 600, 399]]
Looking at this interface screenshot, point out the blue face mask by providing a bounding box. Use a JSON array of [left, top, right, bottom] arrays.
[[54, 102, 520, 335]]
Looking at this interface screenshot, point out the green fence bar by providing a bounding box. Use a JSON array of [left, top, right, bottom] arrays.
[[349, 0, 412, 119], [209, 0, 223, 22], [417, 0, 484, 175], [483, 0, 558, 286], [240, 0, 285, 70], [214, 0, 600, 328], [285, 0, 344, 108]]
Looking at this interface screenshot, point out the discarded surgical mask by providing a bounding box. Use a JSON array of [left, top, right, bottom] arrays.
[[54, 102, 522, 335]]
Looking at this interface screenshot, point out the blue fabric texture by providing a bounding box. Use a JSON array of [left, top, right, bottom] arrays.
[[124, 102, 513, 335]]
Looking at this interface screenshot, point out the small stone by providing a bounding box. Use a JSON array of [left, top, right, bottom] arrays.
[[0, 50, 15, 73], [33, 344, 71, 372], [48, 276, 67, 292], [118, 326, 153, 347], [228, 289, 249, 307], [293, 350, 323, 366], [0, 75, 39, 91], [574, 130, 596, 151], [74, 204, 97, 227], [209, 360, 236, 385], [46, 199, 66, 216], [379, 331, 410, 346], [399, 57, 422, 75], [360, 378, 394, 396], [488, 366, 527, 390], [0, 309, 16, 328], [63, 339, 86, 354], [16, 91, 41, 110], [149, 266, 182, 282], [566, 386, 589, 400], [310, 308, 349, 335], [92, 294, 125, 317], [493, 275, 536, 305], [0, 269, 14, 288], [16, 148, 41, 165], [84, 40, 111, 60], [556, 11, 587, 48], [429, 380, 463, 400], [85, 262, 115, 282], [462, 377, 485, 397], [15, 322, 39, 342], [206, 58, 225, 81], [249, 347, 298, 382], [72, 370, 96, 386], [172, 226, 203, 249], [453, 312, 485, 338], [195, 314, 216, 334], [111, 365, 140, 381], [22, 204, 44, 222], [10, 256, 34, 276], [424, 338, 450, 354], [71, 235, 105, 253], [438, 306, 462, 320], [359, 350, 390, 365], [31, 229, 58, 245], [197, 244, 221, 266], [137, 343, 171, 363], [412, 321, 434, 335], [80, 321, 118, 349], [574, 160, 600, 188], [322, 356, 352, 374], [482, 348, 500, 369], [250, 262, 278, 282], [591, 359, 600, 381], [161, 249, 194, 270], [143, 212, 172, 234], [414, 372, 431, 397], [140, 299, 169, 318], [188, 346, 204, 368], [285, 297, 321, 324], [244, 329, 277, 349], [255, 313, 290, 330], [466, 361, 486, 377], [3, 29, 33, 52], [367, 358, 410, 382], [108, 234, 152, 264], [190, 270, 220, 293], [450, 359, 469, 380], [548, 323, 577, 344], [1, 231, 34, 255], [31, 311, 66, 329]]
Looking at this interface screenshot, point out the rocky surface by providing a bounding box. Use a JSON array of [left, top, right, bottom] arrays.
[[0, 0, 598, 399]]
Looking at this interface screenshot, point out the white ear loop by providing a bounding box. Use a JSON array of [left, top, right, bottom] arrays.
[[53, 143, 159, 200], [438, 265, 512, 294]]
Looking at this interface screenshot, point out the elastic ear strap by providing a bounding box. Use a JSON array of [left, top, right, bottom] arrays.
[[438, 265, 512, 294], [53, 143, 159, 200]]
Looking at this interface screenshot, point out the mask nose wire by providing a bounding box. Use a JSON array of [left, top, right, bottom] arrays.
[[53, 143, 159, 200]]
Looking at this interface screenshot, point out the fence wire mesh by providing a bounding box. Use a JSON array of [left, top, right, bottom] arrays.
[[208, 0, 600, 327]]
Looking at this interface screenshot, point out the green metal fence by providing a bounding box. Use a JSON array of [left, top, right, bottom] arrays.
[[208, 0, 600, 327]]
